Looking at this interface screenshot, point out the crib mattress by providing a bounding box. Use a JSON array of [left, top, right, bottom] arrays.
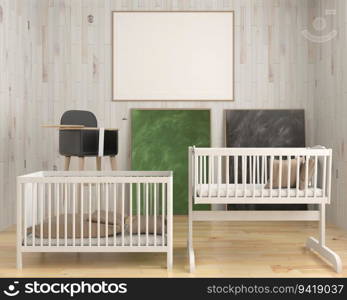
[[24, 233, 166, 247], [196, 184, 323, 197]]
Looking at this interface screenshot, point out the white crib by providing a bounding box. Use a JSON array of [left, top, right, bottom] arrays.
[[188, 147, 342, 273], [17, 171, 173, 270]]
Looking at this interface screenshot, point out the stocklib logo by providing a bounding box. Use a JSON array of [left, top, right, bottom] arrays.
[[3, 281, 20, 297], [302, 9, 337, 43]]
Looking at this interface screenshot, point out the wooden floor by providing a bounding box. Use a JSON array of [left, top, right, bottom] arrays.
[[0, 216, 346, 277]]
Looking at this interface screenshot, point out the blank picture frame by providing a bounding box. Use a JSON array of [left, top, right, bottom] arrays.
[[112, 11, 234, 101]]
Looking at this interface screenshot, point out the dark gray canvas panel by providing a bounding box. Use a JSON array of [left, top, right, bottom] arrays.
[[225, 109, 306, 211]]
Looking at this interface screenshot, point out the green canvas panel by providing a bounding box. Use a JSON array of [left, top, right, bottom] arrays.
[[131, 109, 211, 214]]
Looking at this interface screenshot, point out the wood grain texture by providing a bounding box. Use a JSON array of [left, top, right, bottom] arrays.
[[1, 216, 347, 277], [0, 0, 319, 230], [314, 0, 347, 230], [0, 0, 40, 230]]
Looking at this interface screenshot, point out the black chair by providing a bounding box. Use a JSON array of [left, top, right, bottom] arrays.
[[59, 110, 118, 170]]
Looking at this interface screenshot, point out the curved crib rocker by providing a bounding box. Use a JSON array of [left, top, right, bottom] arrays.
[[187, 146, 342, 273]]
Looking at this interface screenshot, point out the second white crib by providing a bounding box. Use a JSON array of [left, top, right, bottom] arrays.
[[188, 147, 342, 273]]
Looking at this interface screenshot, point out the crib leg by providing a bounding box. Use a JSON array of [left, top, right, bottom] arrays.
[[16, 250, 22, 270], [188, 147, 196, 273], [306, 204, 342, 273], [166, 176, 173, 271], [17, 182, 23, 270], [306, 237, 342, 273], [187, 240, 195, 273], [188, 207, 195, 273], [167, 250, 173, 271]]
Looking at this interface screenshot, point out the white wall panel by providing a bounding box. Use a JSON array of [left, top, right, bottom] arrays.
[[314, 0, 347, 230]]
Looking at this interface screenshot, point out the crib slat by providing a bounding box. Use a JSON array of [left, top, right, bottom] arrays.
[[32, 183, 36, 246], [264, 156, 269, 184], [212, 155, 215, 192], [145, 182, 149, 246], [149, 184, 152, 217], [40, 183, 44, 247], [162, 183, 165, 246], [249, 157, 252, 187], [269, 156, 274, 198], [89, 183, 92, 247], [296, 156, 300, 198], [154, 183, 157, 246], [106, 183, 109, 247], [261, 156, 265, 198], [80, 183, 84, 246], [322, 156, 327, 198], [130, 183, 133, 247], [226, 156, 229, 198], [217, 155, 221, 199], [113, 183, 117, 246], [23, 184, 27, 247], [208, 155, 213, 197], [137, 183, 141, 246], [314, 156, 318, 198], [327, 155, 332, 201], [97, 183, 100, 247], [142, 184, 145, 225], [256, 156, 260, 184], [278, 156, 282, 199], [252, 156, 256, 197], [64, 184, 68, 247], [234, 156, 238, 195], [304, 156, 309, 198], [199, 155, 202, 195], [72, 183, 76, 247], [203, 156, 206, 184], [121, 183, 125, 246], [194, 152, 198, 199], [56, 183, 60, 247], [243, 156, 246, 197], [287, 156, 291, 197], [48, 183, 51, 247]]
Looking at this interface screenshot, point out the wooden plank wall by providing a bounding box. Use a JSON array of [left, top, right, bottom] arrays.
[[0, 0, 43, 230], [314, 0, 347, 230], [0, 0, 318, 230]]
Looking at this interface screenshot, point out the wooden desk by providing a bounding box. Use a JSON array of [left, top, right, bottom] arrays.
[[42, 125, 118, 170], [42, 125, 118, 131]]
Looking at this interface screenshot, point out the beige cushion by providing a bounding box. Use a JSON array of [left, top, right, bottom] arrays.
[[299, 158, 315, 190], [265, 158, 304, 189], [125, 216, 166, 235], [29, 214, 119, 238], [89, 210, 122, 226]]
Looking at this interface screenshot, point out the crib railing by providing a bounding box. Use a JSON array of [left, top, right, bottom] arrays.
[[191, 147, 332, 204], [17, 171, 173, 251]]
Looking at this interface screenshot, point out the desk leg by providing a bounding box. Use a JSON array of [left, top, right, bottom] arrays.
[[110, 156, 117, 171], [79, 157, 85, 171], [96, 157, 102, 171], [64, 156, 71, 171]]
